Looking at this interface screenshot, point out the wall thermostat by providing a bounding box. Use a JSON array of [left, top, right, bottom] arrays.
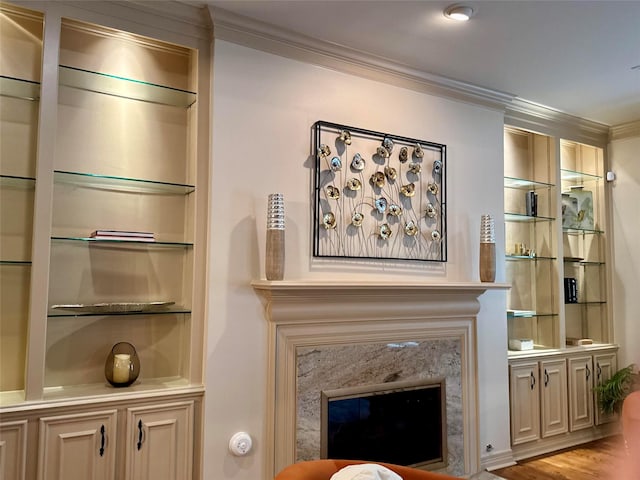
[[229, 432, 252, 456]]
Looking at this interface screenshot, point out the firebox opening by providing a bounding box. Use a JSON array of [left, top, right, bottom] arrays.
[[320, 378, 447, 470]]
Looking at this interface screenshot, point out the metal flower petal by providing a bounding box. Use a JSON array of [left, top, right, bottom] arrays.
[[433, 159, 442, 175], [374, 197, 388, 213], [404, 220, 419, 236], [413, 143, 424, 159], [378, 223, 392, 239], [338, 129, 352, 145], [376, 146, 390, 158], [427, 182, 439, 195], [431, 229, 441, 241], [370, 171, 386, 188], [384, 166, 397, 181], [325, 185, 341, 199], [388, 204, 403, 216], [318, 144, 331, 159], [400, 183, 416, 197], [408, 163, 422, 175], [399, 146, 409, 163], [329, 156, 342, 171], [425, 203, 437, 218], [382, 137, 394, 153], [346, 178, 362, 191], [351, 153, 366, 171], [351, 211, 364, 227], [322, 212, 337, 229]]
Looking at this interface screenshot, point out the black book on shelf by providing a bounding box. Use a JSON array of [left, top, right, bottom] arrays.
[[526, 190, 538, 217], [564, 277, 578, 304]]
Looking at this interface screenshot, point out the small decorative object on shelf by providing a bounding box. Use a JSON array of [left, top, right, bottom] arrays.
[[265, 193, 285, 280], [479, 214, 496, 282], [561, 187, 594, 230], [105, 342, 140, 387], [90, 229, 155, 242]]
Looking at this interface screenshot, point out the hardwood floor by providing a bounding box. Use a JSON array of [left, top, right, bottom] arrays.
[[493, 436, 627, 480]]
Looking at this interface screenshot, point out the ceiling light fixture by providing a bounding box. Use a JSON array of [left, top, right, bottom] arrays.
[[444, 4, 475, 21]]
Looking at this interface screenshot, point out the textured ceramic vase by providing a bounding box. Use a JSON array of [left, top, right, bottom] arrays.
[[105, 342, 140, 387], [265, 193, 285, 281], [479, 214, 496, 283]]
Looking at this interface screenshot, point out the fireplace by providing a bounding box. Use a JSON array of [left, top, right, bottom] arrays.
[[321, 378, 447, 469], [252, 281, 506, 477]]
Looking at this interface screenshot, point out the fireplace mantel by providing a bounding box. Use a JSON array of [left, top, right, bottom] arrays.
[[252, 280, 509, 324], [252, 280, 508, 477]]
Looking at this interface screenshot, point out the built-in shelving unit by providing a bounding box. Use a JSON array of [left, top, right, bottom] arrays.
[[0, 3, 210, 478], [0, 2, 43, 400], [504, 126, 617, 461], [560, 141, 610, 345], [504, 127, 559, 351], [0, 1, 210, 407]]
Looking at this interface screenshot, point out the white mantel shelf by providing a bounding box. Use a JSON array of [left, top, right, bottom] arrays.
[[252, 280, 509, 324]]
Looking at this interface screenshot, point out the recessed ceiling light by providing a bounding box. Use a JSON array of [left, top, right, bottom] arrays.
[[444, 4, 475, 21]]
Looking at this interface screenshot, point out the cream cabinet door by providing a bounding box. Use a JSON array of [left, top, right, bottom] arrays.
[[0, 420, 28, 480], [594, 352, 617, 425], [125, 401, 194, 480], [38, 410, 117, 480], [509, 362, 540, 445], [568, 356, 594, 431], [540, 358, 568, 438]]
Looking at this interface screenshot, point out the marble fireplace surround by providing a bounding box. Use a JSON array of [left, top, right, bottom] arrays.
[[252, 281, 506, 478]]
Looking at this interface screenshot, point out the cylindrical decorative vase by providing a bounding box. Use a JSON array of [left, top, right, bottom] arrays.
[[480, 214, 496, 283], [265, 193, 285, 281], [105, 342, 140, 387]]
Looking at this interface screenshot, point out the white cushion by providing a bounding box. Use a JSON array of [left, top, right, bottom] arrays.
[[329, 463, 403, 480]]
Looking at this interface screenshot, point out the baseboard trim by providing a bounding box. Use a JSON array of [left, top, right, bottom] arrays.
[[511, 424, 619, 461], [481, 449, 516, 471]]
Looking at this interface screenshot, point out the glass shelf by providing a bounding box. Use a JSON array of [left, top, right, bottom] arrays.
[[561, 169, 602, 183], [0, 75, 40, 100], [0, 260, 31, 265], [563, 257, 605, 265], [59, 65, 196, 107], [0, 174, 36, 188], [54, 170, 195, 194], [51, 236, 193, 248], [565, 301, 607, 306], [507, 310, 558, 318], [48, 304, 191, 318], [504, 176, 554, 189], [563, 226, 605, 235], [505, 212, 555, 222], [506, 255, 556, 261]]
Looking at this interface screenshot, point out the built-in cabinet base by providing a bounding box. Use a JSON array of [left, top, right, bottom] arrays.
[[0, 390, 202, 480], [509, 345, 618, 461]]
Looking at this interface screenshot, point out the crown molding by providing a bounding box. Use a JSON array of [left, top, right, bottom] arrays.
[[209, 7, 515, 112], [610, 120, 640, 141], [505, 98, 610, 147]]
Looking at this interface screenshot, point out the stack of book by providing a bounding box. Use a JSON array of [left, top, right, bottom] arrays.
[[90, 230, 155, 242]]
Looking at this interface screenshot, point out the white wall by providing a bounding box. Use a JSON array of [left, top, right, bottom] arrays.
[[205, 40, 509, 479], [610, 134, 640, 370]]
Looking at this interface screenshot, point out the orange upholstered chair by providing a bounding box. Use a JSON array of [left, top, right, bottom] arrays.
[[274, 460, 461, 480], [622, 390, 640, 476]]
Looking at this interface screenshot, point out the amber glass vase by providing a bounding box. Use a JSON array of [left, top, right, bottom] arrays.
[[105, 342, 140, 387]]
